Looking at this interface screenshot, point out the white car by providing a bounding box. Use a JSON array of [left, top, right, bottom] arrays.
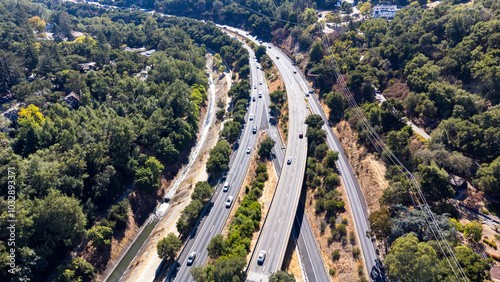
[[254, 85, 257, 89], [223, 182, 229, 192], [246, 147, 251, 154], [226, 196, 233, 208], [258, 92, 262, 98], [287, 157, 292, 165], [293, 70, 297, 74], [187, 252, 196, 265], [249, 114, 253, 121], [259, 80, 263, 85], [257, 250, 266, 264]]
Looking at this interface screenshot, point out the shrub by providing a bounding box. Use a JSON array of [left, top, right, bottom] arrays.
[[332, 249, 340, 260], [352, 248, 361, 258], [342, 217, 348, 225], [483, 238, 497, 249], [329, 268, 336, 276]]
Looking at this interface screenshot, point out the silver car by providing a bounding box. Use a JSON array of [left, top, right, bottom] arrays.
[[257, 250, 266, 264], [226, 196, 233, 208], [187, 252, 196, 265]]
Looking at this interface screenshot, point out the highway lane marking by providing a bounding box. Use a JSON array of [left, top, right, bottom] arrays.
[[274, 231, 276, 238], [210, 224, 215, 233]]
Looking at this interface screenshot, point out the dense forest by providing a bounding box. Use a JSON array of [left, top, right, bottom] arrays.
[[0, 0, 248, 280]]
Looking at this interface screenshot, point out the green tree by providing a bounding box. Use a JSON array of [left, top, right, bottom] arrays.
[[206, 140, 232, 175], [325, 92, 344, 122], [157, 233, 182, 260], [258, 137, 276, 158], [325, 151, 339, 169], [107, 199, 129, 228], [419, 162, 455, 204], [441, 246, 491, 281], [255, 45, 267, 60], [177, 200, 204, 236], [220, 121, 242, 143], [269, 270, 296, 282], [192, 181, 213, 202], [31, 190, 87, 258], [54, 257, 96, 282], [88, 225, 113, 249], [475, 157, 500, 195], [211, 255, 246, 281], [464, 221, 483, 243], [368, 208, 392, 241], [385, 233, 439, 281], [207, 234, 225, 259], [305, 114, 324, 129], [309, 41, 324, 63], [135, 156, 164, 194]]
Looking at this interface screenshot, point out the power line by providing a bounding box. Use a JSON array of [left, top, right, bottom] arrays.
[[228, 1, 469, 280], [318, 22, 468, 281]]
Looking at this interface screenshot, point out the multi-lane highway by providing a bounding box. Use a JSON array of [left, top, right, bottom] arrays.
[[229, 28, 383, 281], [223, 27, 331, 282], [246, 41, 309, 281], [168, 39, 281, 281]]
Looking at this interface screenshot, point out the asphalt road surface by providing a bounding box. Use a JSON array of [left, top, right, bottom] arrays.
[[246, 41, 308, 282], [292, 51, 385, 281], [228, 27, 384, 281], [167, 39, 279, 282], [226, 27, 330, 282]]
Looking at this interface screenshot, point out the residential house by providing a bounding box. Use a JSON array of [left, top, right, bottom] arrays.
[[140, 49, 157, 57], [372, 4, 397, 19], [63, 91, 80, 109], [80, 62, 96, 72]]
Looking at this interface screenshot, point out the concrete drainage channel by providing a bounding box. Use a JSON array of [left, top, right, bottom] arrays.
[[103, 66, 216, 282]]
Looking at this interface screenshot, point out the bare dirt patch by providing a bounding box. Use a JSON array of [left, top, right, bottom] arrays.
[[305, 183, 363, 281], [334, 121, 388, 213], [267, 63, 288, 144], [382, 78, 410, 101], [282, 237, 304, 282]]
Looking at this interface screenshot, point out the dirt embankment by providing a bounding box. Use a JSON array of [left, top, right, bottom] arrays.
[[282, 237, 305, 282], [334, 121, 388, 214], [302, 118, 388, 281], [305, 181, 363, 281]]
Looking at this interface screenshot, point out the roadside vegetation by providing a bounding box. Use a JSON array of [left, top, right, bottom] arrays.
[[191, 143, 271, 280], [308, 0, 500, 280], [0, 0, 249, 280]]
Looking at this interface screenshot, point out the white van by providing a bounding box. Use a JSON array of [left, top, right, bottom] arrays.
[[223, 182, 229, 192]]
